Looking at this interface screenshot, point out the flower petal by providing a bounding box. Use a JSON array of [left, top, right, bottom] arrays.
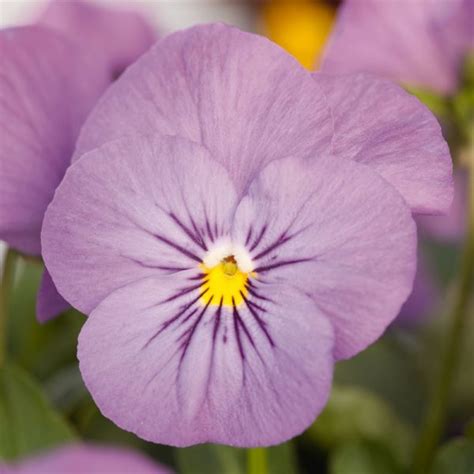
[[38, 0, 157, 80], [36, 269, 70, 323], [0, 26, 108, 255], [232, 156, 417, 360], [73, 23, 333, 193], [42, 134, 238, 314], [313, 72, 453, 215], [417, 169, 467, 241], [396, 250, 437, 326], [321, 0, 471, 93], [78, 275, 334, 447], [11, 444, 171, 474]]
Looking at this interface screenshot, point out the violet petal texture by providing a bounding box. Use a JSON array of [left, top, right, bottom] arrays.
[[72, 23, 334, 194], [313, 72, 453, 215]]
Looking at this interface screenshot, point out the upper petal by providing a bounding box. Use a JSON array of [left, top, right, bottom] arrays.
[[42, 134, 238, 314], [321, 0, 471, 93], [313, 72, 453, 215], [0, 26, 108, 255], [38, 0, 157, 80], [232, 155, 417, 360], [73, 23, 333, 193], [78, 275, 334, 447]]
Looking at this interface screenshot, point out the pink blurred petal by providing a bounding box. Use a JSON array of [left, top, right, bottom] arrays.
[[36, 269, 70, 323]]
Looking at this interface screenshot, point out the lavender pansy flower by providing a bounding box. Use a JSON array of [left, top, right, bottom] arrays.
[[2, 444, 171, 474], [0, 26, 109, 321], [38, 0, 157, 80], [42, 24, 452, 446], [321, 0, 474, 94]]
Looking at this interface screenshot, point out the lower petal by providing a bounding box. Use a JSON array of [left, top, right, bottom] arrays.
[[78, 276, 334, 447]]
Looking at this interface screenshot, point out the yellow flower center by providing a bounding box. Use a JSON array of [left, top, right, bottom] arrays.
[[200, 255, 251, 307]]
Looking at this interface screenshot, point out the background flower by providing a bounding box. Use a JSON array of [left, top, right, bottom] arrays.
[[3, 444, 171, 474], [321, 0, 474, 94], [37, 0, 157, 80], [0, 26, 109, 321], [0, 2, 157, 323]]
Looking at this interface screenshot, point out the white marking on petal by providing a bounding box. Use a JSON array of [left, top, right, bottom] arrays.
[[203, 237, 233, 267], [233, 244, 254, 273]]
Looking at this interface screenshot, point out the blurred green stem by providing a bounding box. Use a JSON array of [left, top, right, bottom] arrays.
[[0, 248, 17, 367], [412, 154, 474, 473], [247, 448, 267, 474]]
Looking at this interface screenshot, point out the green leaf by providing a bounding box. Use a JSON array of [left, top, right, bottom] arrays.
[[404, 85, 449, 118], [7, 258, 84, 381], [308, 385, 415, 465], [176, 442, 298, 474], [334, 336, 424, 426], [466, 420, 474, 440], [432, 438, 474, 474], [0, 363, 76, 460], [330, 440, 404, 474]]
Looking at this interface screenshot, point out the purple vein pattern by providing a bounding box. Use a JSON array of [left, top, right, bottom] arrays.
[[43, 133, 416, 446]]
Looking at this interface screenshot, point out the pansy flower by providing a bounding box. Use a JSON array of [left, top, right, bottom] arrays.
[[2, 444, 171, 474], [0, 4, 156, 322], [321, 0, 474, 94], [42, 24, 451, 446]]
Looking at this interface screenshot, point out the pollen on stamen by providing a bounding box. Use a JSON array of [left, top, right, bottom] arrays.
[[199, 243, 255, 307]]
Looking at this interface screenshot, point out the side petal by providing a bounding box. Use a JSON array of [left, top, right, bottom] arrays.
[[38, 0, 157, 80], [42, 134, 238, 314], [313, 72, 453, 215], [36, 269, 70, 323], [232, 156, 417, 360], [0, 26, 108, 255], [73, 23, 333, 193], [78, 276, 334, 447]]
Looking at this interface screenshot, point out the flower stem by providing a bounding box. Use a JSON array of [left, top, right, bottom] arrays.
[[247, 448, 267, 474], [0, 248, 17, 367], [412, 156, 474, 473]]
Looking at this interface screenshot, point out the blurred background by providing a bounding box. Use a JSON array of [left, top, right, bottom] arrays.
[[0, 1, 472, 473]]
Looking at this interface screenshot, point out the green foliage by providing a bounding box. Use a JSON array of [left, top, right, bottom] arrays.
[[329, 440, 404, 474], [7, 258, 84, 382], [0, 363, 75, 460], [176, 442, 298, 474], [308, 385, 415, 466], [432, 438, 474, 474], [334, 336, 424, 425]]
